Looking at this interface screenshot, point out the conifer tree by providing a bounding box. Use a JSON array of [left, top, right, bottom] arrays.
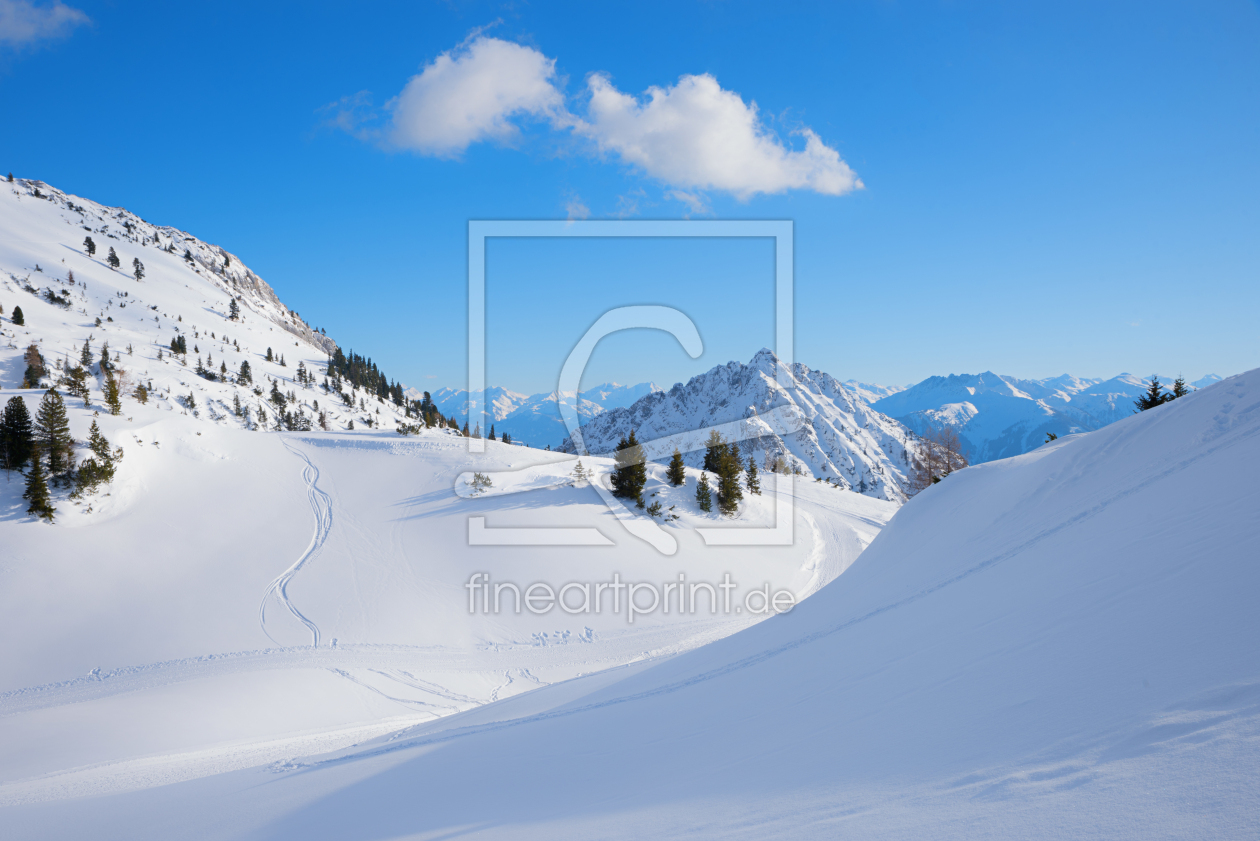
[[99, 341, 111, 373], [1135, 376, 1167, 412], [1170, 376, 1190, 400], [1, 396, 35, 472], [23, 446, 55, 522], [488, 424, 496, 441], [229, 299, 240, 320], [104, 373, 122, 415], [716, 448, 744, 517], [667, 446, 686, 486], [696, 472, 713, 513], [572, 460, 588, 485], [132, 258, 145, 281], [610, 429, 647, 507], [745, 454, 761, 495], [11, 305, 22, 326], [106, 247, 120, 269], [83, 236, 96, 258], [34, 388, 74, 477], [238, 360, 252, 384], [266, 347, 273, 362], [134, 383, 149, 404]]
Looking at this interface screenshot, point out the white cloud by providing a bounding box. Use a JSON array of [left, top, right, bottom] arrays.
[[0, 0, 87, 47], [385, 36, 567, 157], [564, 194, 590, 220], [333, 36, 862, 201], [577, 73, 862, 199], [666, 189, 710, 216]]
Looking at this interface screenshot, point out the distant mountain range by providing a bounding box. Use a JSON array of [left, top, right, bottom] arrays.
[[406, 382, 661, 448], [417, 362, 1227, 470], [869, 371, 1224, 463]]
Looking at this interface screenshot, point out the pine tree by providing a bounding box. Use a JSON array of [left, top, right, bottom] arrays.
[[10, 305, 22, 326], [610, 429, 647, 507], [703, 429, 726, 473], [34, 389, 74, 477], [696, 472, 713, 513], [134, 383, 149, 404], [75, 420, 120, 495], [667, 446, 686, 486], [716, 445, 744, 517], [80, 337, 93, 368], [133, 258, 145, 281], [229, 298, 240, 320], [1170, 376, 1190, 400], [99, 341, 111, 373], [238, 360, 252, 384], [106, 247, 120, 269], [745, 454, 761, 495], [265, 347, 273, 362], [23, 446, 55, 522], [572, 460, 588, 485], [1, 396, 35, 472], [83, 236, 96, 258], [1135, 376, 1167, 412], [104, 373, 122, 415], [488, 424, 496, 441]]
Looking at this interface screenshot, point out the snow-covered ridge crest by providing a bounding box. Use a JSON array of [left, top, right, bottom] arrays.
[[561, 348, 919, 502]]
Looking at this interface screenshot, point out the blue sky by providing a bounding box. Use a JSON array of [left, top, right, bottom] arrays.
[[3, 0, 1258, 393]]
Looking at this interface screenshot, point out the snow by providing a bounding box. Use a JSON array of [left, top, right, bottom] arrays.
[[8, 365, 1251, 840]]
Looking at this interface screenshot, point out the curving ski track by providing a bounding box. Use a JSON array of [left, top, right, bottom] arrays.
[[258, 441, 330, 647]]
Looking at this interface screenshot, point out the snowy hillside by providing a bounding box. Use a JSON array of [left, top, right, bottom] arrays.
[[422, 381, 661, 448], [39, 366, 1257, 841], [562, 348, 919, 502], [873, 369, 1221, 463], [0, 177, 422, 440]]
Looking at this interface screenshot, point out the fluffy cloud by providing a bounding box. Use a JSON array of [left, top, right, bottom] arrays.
[[385, 36, 567, 156], [335, 36, 861, 200], [0, 0, 88, 47], [577, 73, 862, 199]]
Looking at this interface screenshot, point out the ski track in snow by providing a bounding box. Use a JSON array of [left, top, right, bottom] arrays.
[[258, 441, 329, 647]]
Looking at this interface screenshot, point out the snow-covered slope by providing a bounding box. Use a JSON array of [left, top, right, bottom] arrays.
[[423, 381, 661, 448], [563, 349, 919, 503], [873, 370, 1216, 463], [38, 366, 1257, 841], [0, 177, 419, 437]]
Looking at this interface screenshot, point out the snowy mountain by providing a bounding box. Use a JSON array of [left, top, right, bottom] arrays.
[[17, 367, 1257, 839], [873, 370, 1219, 463], [0, 177, 425, 441], [562, 348, 919, 502], [419, 381, 662, 448]]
